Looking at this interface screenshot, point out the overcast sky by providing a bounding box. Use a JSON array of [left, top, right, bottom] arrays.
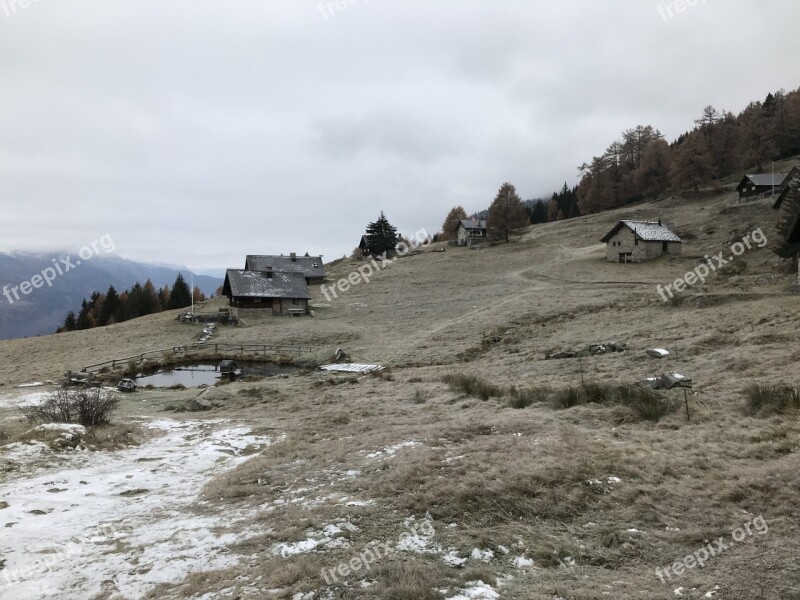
[[0, 0, 798, 271]]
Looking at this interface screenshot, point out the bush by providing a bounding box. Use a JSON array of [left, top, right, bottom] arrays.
[[443, 373, 503, 400], [743, 383, 800, 416], [21, 388, 118, 427], [507, 386, 551, 409], [550, 382, 676, 422]]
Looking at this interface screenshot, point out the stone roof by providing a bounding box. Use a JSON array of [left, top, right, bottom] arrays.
[[244, 255, 326, 279], [601, 220, 682, 243], [223, 270, 310, 299]]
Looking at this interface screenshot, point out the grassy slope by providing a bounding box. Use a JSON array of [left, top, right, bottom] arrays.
[[2, 188, 800, 599]]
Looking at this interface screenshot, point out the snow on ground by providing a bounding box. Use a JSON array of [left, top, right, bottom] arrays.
[[448, 580, 500, 599], [0, 419, 273, 600], [0, 389, 52, 409], [365, 441, 418, 459]]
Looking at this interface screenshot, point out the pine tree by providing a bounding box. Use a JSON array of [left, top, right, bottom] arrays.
[[440, 206, 468, 241], [168, 273, 192, 309], [62, 311, 76, 332], [364, 212, 399, 257], [99, 286, 120, 326], [487, 183, 529, 243], [123, 283, 144, 320], [76, 300, 94, 330]]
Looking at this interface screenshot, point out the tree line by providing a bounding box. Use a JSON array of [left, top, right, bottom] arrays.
[[438, 86, 800, 237], [577, 87, 800, 214], [57, 273, 206, 333]]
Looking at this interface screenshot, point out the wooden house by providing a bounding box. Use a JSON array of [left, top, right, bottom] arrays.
[[601, 220, 682, 263], [736, 166, 799, 201], [244, 253, 326, 284], [456, 219, 487, 247], [222, 269, 310, 315]]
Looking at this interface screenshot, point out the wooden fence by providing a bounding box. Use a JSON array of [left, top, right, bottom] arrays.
[[82, 343, 320, 373]]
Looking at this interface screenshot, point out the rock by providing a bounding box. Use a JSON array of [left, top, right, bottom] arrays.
[[189, 398, 214, 412], [0, 501, 8, 510]]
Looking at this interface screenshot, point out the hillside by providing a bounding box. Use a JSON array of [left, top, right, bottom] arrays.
[[1, 189, 799, 599], [0, 254, 222, 341]]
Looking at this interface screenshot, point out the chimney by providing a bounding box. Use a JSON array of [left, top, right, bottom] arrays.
[[266, 266, 273, 279], [658, 218, 662, 225], [290, 252, 297, 262]]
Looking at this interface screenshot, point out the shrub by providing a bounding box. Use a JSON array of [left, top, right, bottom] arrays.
[[443, 373, 503, 401], [507, 386, 551, 409], [550, 382, 676, 422], [743, 383, 800, 416], [21, 388, 118, 427]]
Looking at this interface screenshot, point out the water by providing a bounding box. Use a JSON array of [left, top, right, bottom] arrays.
[[134, 362, 300, 388]]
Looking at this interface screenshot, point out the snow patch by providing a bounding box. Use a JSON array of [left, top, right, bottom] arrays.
[[0, 419, 273, 600], [448, 580, 500, 599]]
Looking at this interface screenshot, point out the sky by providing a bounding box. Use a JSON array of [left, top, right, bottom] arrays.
[[0, 0, 798, 272]]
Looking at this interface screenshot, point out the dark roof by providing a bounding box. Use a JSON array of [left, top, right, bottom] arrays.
[[737, 172, 791, 192], [458, 219, 487, 231], [223, 270, 310, 299], [244, 255, 326, 279], [601, 220, 682, 243]]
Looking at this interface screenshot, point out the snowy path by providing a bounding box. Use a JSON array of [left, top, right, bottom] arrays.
[[0, 418, 272, 600]]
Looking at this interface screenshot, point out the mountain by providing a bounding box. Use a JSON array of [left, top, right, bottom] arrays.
[[0, 253, 223, 341]]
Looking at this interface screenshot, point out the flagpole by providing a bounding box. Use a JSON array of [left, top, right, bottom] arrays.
[[190, 272, 194, 315]]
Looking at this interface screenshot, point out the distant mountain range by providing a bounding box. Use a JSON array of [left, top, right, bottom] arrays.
[[0, 253, 223, 341]]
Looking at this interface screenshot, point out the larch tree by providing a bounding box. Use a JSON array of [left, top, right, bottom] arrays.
[[440, 206, 468, 241], [670, 134, 713, 193], [487, 182, 529, 243]]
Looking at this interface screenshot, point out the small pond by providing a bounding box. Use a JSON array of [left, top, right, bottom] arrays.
[[134, 362, 301, 389]]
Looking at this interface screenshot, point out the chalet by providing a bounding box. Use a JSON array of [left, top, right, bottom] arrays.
[[222, 269, 310, 315], [456, 219, 487, 247], [244, 253, 326, 284], [601, 220, 682, 263], [357, 235, 372, 257], [736, 166, 799, 201]]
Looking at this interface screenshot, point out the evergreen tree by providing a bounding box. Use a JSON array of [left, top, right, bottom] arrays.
[[168, 273, 192, 309], [530, 200, 549, 224], [440, 206, 468, 241], [99, 285, 120, 326], [364, 212, 399, 256], [62, 311, 76, 332], [123, 283, 144, 320], [76, 300, 94, 330], [487, 182, 529, 243]]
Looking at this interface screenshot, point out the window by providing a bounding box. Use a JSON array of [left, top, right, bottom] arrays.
[[634, 237, 639, 245], [293, 299, 299, 305]]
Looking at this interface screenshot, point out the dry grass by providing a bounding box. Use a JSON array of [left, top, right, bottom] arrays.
[[2, 189, 800, 597]]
